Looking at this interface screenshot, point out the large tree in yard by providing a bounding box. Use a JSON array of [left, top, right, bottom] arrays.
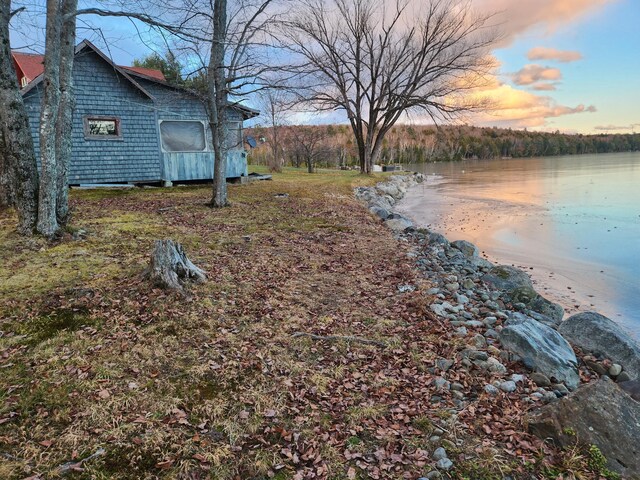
[[285, 0, 499, 174], [0, 0, 39, 233]]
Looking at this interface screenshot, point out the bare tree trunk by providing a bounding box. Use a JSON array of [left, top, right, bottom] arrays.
[[37, 0, 63, 237], [55, 0, 77, 226], [0, 0, 39, 232], [208, 0, 229, 208]]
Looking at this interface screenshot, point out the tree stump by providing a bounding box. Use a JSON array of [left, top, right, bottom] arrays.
[[146, 239, 206, 290]]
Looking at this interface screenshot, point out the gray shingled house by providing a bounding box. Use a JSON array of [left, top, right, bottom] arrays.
[[17, 40, 258, 186]]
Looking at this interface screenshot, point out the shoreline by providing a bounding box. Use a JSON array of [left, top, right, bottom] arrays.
[[394, 172, 636, 335]]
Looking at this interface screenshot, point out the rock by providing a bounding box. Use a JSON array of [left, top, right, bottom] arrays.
[[609, 363, 622, 377], [530, 372, 551, 388], [432, 447, 447, 461], [511, 374, 525, 383], [481, 265, 533, 291], [376, 182, 400, 198], [465, 320, 483, 328], [473, 334, 487, 348], [499, 381, 517, 393], [436, 358, 454, 372], [558, 312, 640, 381], [435, 458, 453, 471], [426, 231, 450, 247], [425, 471, 442, 480], [584, 358, 607, 376], [527, 377, 640, 477], [397, 284, 416, 293], [369, 205, 391, 220], [499, 315, 579, 390], [506, 287, 564, 322], [619, 380, 640, 400], [434, 377, 450, 391], [454, 326, 468, 337], [476, 357, 507, 374], [444, 282, 459, 292], [484, 384, 499, 395], [451, 382, 464, 391], [451, 240, 479, 258], [617, 371, 632, 382], [385, 216, 413, 232]]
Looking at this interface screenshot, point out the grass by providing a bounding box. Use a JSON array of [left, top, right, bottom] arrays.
[[0, 167, 604, 479]]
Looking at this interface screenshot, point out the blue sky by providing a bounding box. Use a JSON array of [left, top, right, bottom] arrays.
[[481, 0, 640, 133]]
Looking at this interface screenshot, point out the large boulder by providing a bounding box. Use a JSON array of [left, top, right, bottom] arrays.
[[482, 266, 564, 322], [527, 377, 640, 478], [451, 240, 479, 258], [558, 312, 640, 381], [482, 265, 533, 291], [500, 315, 579, 390]]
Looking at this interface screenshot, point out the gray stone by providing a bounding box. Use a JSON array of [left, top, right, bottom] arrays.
[[481, 265, 533, 291], [369, 205, 391, 220], [436, 358, 454, 372], [454, 326, 468, 337], [432, 447, 447, 461], [617, 371, 632, 382], [473, 333, 487, 348], [483, 316, 497, 326], [609, 363, 622, 377], [527, 377, 640, 477], [451, 240, 479, 258], [385, 216, 413, 232], [530, 372, 551, 387], [499, 315, 579, 390], [511, 374, 525, 383], [465, 320, 484, 328], [475, 357, 507, 374], [434, 377, 450, 391], [558, 311, 640, 381], [499, 380, 517, 393], [451, 382, 464, 391], [425, 472, 442, 480], [484, 384, 499, 395], [435, 458, 453, 471], [619, 380, 640, 400]]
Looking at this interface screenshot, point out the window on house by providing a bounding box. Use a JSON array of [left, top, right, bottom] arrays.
[[160, 120, 207, 152], [225, 122, 243, 150], [20, 76, 28, 88], [83, 117, 121, 139]]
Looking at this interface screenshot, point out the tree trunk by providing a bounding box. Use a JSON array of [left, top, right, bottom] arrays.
[[55, 0, 77, 226], [0, 0, 39, 232], [37, 0, 63, 237], [146, 239, 206, 290], [306, 156, 314, 173], [208, 0, 229, 208]]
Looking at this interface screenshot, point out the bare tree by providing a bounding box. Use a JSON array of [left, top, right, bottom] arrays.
[[293, 126, 329, 173], [285, 0, 498, 173], [0, 0, 39, 233], [259, 89, 288, 172]]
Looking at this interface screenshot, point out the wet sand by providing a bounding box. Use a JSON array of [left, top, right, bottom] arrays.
[[397, 154, 640, 338]]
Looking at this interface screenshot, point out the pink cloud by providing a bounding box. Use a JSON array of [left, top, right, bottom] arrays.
[[531, 82, 557, 91], [527, 47, 583, 62], [513, 64, 562, 85]]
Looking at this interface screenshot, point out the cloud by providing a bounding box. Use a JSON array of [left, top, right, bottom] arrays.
[[467, 83, 596, 128], [473, 0, 618, 46], [531, 82, 557, 91], [527, 47, 583, 62], [594, 124, 640, 131], [512, 64, 562, 85]]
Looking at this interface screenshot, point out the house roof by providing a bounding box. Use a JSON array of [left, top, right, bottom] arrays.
[[12, 48, 165, 87], [12, 52, 45, 82], [119, 66, 166, 82]]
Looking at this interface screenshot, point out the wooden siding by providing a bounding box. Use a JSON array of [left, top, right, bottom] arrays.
[[137, 79, 248, 182], [24, 48, 161, 184], [22, 48, 249, 184]]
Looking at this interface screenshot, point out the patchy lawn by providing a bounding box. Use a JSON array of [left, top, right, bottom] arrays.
[[0, 168, 600, 479]]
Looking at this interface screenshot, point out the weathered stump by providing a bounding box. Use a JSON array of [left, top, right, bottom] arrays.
[[146, 239, 206, 290]]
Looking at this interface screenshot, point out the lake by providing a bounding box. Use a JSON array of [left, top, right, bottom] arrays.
[[397, 152, 640, 338]]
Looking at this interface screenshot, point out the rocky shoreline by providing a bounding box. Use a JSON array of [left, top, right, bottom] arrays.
[[355, 174, 640, 478]]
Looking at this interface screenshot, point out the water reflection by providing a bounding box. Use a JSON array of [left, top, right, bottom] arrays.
[[398, 152, 640, 338]]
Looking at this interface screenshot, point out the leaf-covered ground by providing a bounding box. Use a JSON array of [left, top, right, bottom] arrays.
[[0, 169, 602, 479]]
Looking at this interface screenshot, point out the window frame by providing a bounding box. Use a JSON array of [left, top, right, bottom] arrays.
[[158, 119, 209, 153], [83, 116, 123, 141], [225, 121, 243, 150]]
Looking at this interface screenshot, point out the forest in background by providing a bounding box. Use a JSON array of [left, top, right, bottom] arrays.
[[246, 124, 640, 169]]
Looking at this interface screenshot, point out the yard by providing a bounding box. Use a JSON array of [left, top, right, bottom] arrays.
[[0, 168, 597, 479]]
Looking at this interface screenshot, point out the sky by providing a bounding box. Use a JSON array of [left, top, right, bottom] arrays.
[[11, 0, 640, 134], [468, 0, 640, 133]]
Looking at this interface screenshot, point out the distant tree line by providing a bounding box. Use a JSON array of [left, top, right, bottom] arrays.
[[246, 124, 640, 167]]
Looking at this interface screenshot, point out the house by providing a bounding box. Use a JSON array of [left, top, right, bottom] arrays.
[[15, 40, 258, 186]]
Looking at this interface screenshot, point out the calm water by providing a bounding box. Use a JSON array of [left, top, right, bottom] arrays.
[[398, 152, 640, 338]]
